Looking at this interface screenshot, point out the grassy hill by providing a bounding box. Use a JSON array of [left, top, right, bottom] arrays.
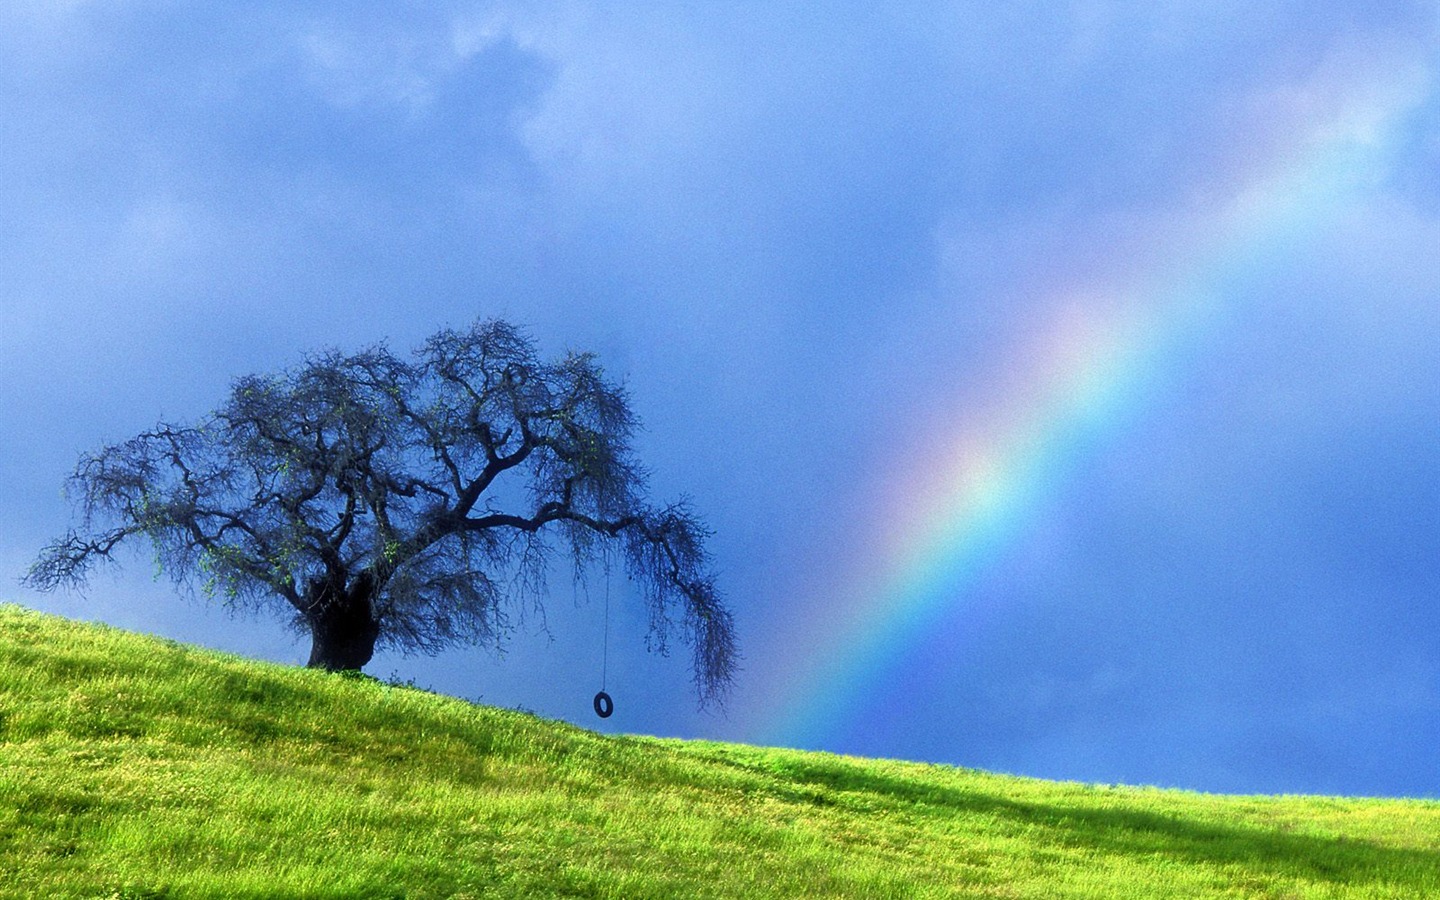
[[1, 604, 1437, 899]]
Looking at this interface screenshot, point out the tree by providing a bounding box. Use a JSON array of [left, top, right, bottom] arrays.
[[25, 319, 736, 705]]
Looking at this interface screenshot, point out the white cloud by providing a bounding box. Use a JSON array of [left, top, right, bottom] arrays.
[[292, 7, 543, 118], [108, 196, 221, 278], [297, 24, 440, 114]]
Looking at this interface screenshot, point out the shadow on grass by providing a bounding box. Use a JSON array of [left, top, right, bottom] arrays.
[[701, 750, 1440, 892]]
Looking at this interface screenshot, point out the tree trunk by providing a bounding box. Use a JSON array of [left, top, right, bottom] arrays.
[[304, 573, 381, 671]]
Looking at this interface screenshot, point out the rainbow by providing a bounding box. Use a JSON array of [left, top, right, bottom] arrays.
[[757, 64, 1428, 750]]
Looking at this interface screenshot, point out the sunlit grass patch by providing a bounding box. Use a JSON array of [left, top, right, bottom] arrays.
[[1, 603, 1437, 898]]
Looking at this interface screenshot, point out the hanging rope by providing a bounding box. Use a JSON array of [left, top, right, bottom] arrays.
[[601, 564, 610, 691]]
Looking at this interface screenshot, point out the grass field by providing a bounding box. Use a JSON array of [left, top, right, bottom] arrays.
[[1, 602, 1437, 898]]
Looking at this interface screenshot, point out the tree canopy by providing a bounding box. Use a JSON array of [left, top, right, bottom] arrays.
[[26, 319, 736, 706]]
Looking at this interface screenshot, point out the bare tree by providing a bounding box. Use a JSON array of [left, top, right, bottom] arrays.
[[26, 319, 736, 705]]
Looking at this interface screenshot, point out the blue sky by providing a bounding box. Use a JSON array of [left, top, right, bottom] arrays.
[[3, 2, 1439, 797]]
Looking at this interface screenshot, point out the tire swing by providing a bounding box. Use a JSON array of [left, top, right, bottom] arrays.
[[593, 690, 613, 719], [593, 564, 614, 719]]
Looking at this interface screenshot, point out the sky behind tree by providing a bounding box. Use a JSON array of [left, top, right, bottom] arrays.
[[3, 2, 1439, 797]]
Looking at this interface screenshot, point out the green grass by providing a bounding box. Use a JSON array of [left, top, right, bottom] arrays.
[[0, 603, 1436, 899]]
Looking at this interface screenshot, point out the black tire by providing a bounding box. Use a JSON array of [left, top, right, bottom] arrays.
[[593, 691, 614, 718]]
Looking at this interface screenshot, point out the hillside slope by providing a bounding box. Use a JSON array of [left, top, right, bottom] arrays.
[[0, 603, 1436, 898]]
